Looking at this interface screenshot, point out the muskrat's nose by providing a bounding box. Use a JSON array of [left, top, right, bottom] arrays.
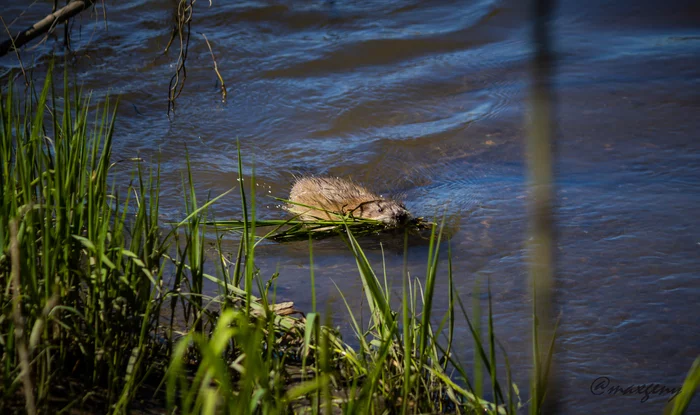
[[395, 210, 410, 224]]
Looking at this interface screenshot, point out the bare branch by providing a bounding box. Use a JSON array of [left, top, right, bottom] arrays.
[[0, 0, 96, 58]]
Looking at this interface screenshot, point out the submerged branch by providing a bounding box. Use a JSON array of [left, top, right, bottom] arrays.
[[166, 0, 196, 116]]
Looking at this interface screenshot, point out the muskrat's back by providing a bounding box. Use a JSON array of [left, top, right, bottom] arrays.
[[288, 177, 411, 226]]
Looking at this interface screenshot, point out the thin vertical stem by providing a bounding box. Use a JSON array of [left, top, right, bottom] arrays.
[[527, 0, 558, 413]]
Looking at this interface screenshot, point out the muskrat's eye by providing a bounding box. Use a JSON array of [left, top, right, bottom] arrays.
[[378, 207, 384, 213]]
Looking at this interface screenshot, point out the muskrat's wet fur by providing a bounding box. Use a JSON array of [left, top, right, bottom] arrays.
[[288, 177, 411, 227]]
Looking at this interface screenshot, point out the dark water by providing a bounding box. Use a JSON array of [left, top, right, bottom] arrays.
[[2, 1, 699, 413]]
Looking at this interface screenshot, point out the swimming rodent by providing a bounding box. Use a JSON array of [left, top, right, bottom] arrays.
[[288, 177, 412, 227]]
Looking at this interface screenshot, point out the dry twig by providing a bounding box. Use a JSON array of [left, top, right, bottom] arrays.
[[0, 16, 28, 85], [201, 32, 227, 102]]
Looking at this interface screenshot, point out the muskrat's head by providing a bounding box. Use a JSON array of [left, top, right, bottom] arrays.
[[352, 199, 412, 227]]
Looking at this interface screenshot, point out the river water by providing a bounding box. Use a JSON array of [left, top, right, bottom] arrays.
[[2, 1, 699, 413]]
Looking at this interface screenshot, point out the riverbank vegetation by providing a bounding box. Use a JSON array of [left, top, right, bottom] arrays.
[[0, 63, 513, 414], [1, 66, 699, 414]]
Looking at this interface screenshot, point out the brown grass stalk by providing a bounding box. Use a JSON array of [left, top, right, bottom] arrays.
[[10, 218, 36, 415]]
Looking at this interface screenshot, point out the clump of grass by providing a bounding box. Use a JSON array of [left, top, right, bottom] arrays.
[[0, 62, 169, 412], [328, 219, 523, 413]]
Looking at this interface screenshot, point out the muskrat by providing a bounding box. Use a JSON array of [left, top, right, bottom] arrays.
[[288, 177, 412, 227]]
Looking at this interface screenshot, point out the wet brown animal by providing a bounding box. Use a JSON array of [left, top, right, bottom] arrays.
[[288, 177, 411, 226]]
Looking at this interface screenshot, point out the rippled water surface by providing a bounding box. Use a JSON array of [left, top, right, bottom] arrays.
[[2, 1, 699, 413]]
